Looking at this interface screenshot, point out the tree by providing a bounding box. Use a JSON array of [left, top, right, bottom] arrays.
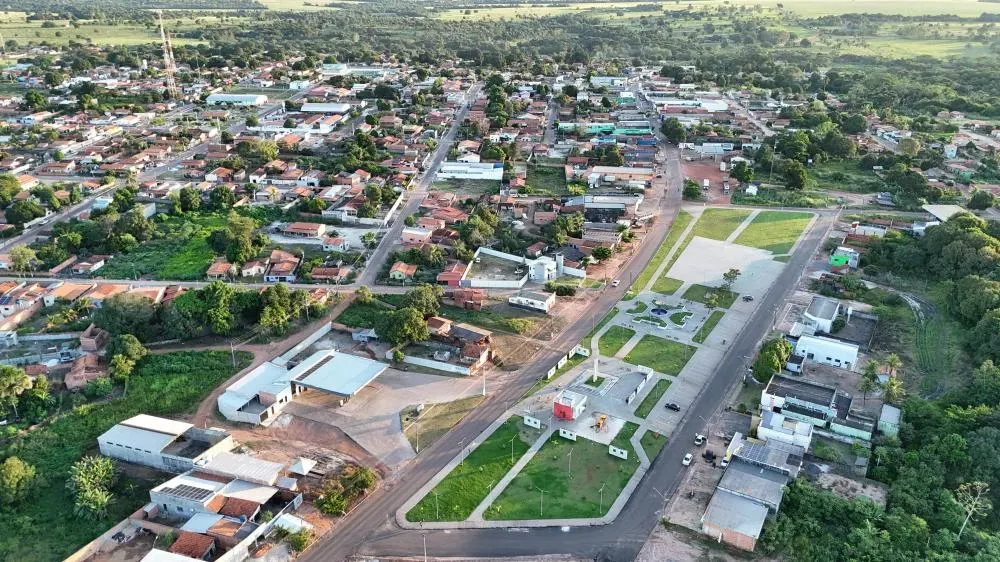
[[67, 456, 116, 497], [109, 354, 135, 382], [376, 307, 429, 345], [898, 137, 921, 156], [315, 479, 348, 515], [74, 486, 114, 520], [355, 286, 373, 304], [592, 246, 612, 260], [178, 186, 201, 213], [0, 456, 37, 506], [8, 245, 36, 274], [863, 359, 881, 381], [858, 376, 878, 405], [361, 232, 377, 248], [884, 353, 902, 378], [111, 184, 137, 213], [730, 160, 754, 183], [283, 117, 295, 129], [93, 293, 157, 341], [955, 481, 992, 540], [969, 190, 995, 210], [245, 114, 260, 127], [882, 376, 906, 404], [401, 284, 442, 317], [209, 185, 236, 210], [752, 338, 792, 383], [0, 174, 22, 205], [682, 179, 701, 200], [783, 160, 808, 190], [0, 365, 30, 419], [660, 117, 686, 144], [722, 268, 741, 291], [6, 199, 44, 225]]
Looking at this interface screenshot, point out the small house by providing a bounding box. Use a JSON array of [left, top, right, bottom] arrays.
[[206, 260, 235, 280], [322, 236, 350, 252], [553, 390, 587, 421], [389, 261, 417, 282], [508, 290, 556, 314]]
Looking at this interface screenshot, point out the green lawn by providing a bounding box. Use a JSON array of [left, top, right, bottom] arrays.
[[810, 160, 885, 193], [634, 379, 671, 418], [406, 417, 540, 522], [598, 325, 636, 357], [635, 314, 666, 327], [691, 208, 752, 241], [439, 304, 539, 335], [651, 276, 684, 296], [0, 351, 253, 562], [683, 284, 738, 309], [583, 375, 604, 388], [402, 395, 486, 452], [484, 432, 640, 520], [586, 307, 620, 339], [628, 210, 693, 295], [693, 310, 726, 344], [336, 299, 394, 328], [624, 336, 697, 376], [640, 429, 668, 461], [669, 310, 693, 326], [733, 211, 814, 254], [626, 301, 648, 314], [611, 421, 640, 451]]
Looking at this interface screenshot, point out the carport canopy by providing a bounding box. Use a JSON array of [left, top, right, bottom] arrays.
[[288, 350, 388, 399]]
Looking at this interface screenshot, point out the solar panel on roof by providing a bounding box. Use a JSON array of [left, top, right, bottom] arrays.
[[165, 484, 213, 501]]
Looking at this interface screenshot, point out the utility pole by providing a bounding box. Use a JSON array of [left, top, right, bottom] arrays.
[[230, 340, 236, 367], [423, 534, 427, 562], [539, 488, 546, 517], [510, 436, 516, 464], [599, 483, 606, 514], [433, 491, 440, 520], [567, 448, 573, 480]]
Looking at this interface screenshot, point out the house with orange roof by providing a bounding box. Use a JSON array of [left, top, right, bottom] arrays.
[[265, 249, 300, 282], [389, 261, 417, 282], [436, 261, 467, 287], [128, 286, 165, 304], [83, 284, 130, 307], [206, 259, 236, 280], [71, 255, 110, 275]]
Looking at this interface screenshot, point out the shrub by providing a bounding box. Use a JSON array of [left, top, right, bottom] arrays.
[[831, 317, 846, 333], [82, 378, 112, 399], [285, 529, 313, 552]]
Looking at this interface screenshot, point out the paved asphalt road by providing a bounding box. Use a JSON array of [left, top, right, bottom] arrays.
[[300, 144, 684, 561], [355, 83, 482, 287]]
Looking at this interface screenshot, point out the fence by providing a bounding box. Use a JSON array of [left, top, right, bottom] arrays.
[[402, 355, 471, 376]]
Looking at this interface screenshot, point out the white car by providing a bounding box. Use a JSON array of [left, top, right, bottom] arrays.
[[612, 279, 621, 287], [682, 453, 693, 466], [694, 434, 706, 446]]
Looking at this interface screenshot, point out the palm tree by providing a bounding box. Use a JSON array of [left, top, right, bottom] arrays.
[[859, 376, 878, 405], [884, 353, 903, 378], [863, 359, 880, 382], [882, 377, 906, 404]]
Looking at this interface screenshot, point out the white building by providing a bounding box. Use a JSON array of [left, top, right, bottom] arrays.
[[98, 414, 234, 473], [206, 93, 268, 106], [793, 335, 858, 371], [756, 411, 813, 450], [508, 290, 556, 314], [300, 102, 352, 114], [288, 80, 311, 90], [944, 144, 958, 159], [590, 76, 625, 87], [437, 162, 504, 181], [803, 296, 839, 334]]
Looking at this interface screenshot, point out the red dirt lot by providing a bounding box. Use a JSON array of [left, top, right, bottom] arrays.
[[682, 159, 732, 204]]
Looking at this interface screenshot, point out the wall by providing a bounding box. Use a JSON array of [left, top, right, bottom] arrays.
[[701, 523, 757, 552], [757, 425, 812, 450], [273, 323, 332, 366], [62, 518, 132, 562], [829, 420, 873, 441], [402, 355, 470, 376]]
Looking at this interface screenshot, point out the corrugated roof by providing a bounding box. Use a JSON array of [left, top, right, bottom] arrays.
[[203, 452, 284, 486], [702, 489, 768, 539], [120, 414, 192, 436], [289, 350, 388, 398]]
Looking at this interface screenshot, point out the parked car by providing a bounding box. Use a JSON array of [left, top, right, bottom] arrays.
[[742, 295, 754, 302], [694, 434, 706, 446], [720, 458, 730, 469], [612, 279, 620, 287], [664, 402, 681, 411], [682, 453, 693, 466]]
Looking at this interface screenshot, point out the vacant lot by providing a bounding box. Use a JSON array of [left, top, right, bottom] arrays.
[[526, 165, 568, 195], [629, 211, 693, 295], [810, 160, 885, 193], [100, 215, 226, 280], [683, 284, 738, 309], [734, 211, 813, 254], [635, 379, 671, 418], [402, 395, 486, 451], [433, 178, 499, 197], [625, 336, 696, 376], [599, 325, 636, 357], [651, 276, 684, 296], [406, 417, 539, 522], [485, 432, 640, 520], [693, 310, 725, 344], [691, 208, 752, 241]]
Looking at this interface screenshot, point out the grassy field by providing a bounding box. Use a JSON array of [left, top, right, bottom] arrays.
[[484, 431, 640, 520], [598, 325, 636, 357], [640, 429, 668, 461], [732, 0, 1000, 17], [433, 178, 500, 196], [406, 417, 540, 522], [810, 160, 885, 194], [0, 16, 235, 46], [634, 379, 671, 419], [100, 214, 226, 280], [0, 351, 253, 562], [683, 284, 738, 309], [526, 165, 568, 195], [693, 310, 725, 344], [402, 395, 486, 452], [336, 299, 393, 328], [439, 304, 539, 335], [628, 210, 693, 295], [651, 276, 684, 296], [734, 211, 813, 254], [624, 336, 696, 376], [691, 208, 752, 241]]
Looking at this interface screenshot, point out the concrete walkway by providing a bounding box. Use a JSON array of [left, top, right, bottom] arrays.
[[724, 209, 761, 243], [640, 209, 701, 294]]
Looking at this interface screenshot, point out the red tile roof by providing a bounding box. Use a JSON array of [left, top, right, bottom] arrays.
[[218, 496, 260, 519], [169, 532, 215, 558]]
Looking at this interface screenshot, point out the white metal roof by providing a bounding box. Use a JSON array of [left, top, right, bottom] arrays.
[[289, 350, 388, 398], [98, 424, 178, 454], [290, 457, 317, 475], [220, 479, 279, 504], [203, 452, 284, 486], [180, 513, 224, 534], [120, 414, 192, 436]]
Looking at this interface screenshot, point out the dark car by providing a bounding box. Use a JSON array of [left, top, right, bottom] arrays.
[[664, 402, 681, 411], [742, 295, 754, 302]]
